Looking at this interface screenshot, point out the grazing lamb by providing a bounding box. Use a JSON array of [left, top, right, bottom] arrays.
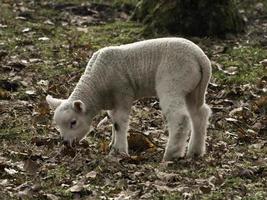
[[46, 37, 211, 161]]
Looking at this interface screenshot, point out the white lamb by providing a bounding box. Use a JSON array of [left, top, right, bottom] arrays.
[[46, 37, 212, 161]]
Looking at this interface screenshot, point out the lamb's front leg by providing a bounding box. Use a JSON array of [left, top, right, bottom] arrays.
[[109, 100, 132, 156]]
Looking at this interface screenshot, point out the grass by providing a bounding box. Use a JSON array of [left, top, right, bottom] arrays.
[[214, 46, 267, 84]]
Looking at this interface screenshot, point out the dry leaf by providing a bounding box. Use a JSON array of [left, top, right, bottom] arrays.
[[229, 107, 243, 116], [46, 194, 59, 200], [17, 188, 32, 199], [67, 182, 84, 193], [85, 171, 97, 179], [99, 139, 109, 154], [260, 59, 267, 67], [128, 132, 155, 153], [157, 171, 179, 182], [38, 37, 50, 41], [23, 159, 40, 174], [4, 168, 18, 175]]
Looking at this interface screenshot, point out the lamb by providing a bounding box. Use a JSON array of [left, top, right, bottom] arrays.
[[46, 37, 212, 161]]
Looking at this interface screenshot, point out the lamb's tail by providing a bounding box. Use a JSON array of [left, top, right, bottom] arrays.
[[189, 54, 211, 109]]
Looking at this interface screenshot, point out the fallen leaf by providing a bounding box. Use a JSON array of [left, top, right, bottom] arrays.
[[68, 184, 83, 193], [17, 188, 33, 199], [199, 185, 212, 194], [0, 24, 8, 28], [0, 79, 20, 91], [249, 141, 266, 149], [225, 118, 238, 122], [7, 61, 27, 71], [239, 168, 255, 179], [128, 132, 155, 153], [260, 59, 267, 67], [0, 89, 11, 99], [29, 58, 42, 63], [224, 66, 238, 75], [23, 159, 40, 174], [37, 80, 49, 86], [156, 171, 179, 182], [99, 139, 109, 154], [25, 90, 36, 95], [182, 192, 193, 199], [229, 107, 243, 117], [38, 37, 50, 41], [0, 50, 8, 59], [45, 194, 59, 200], [59, 145, 76, 157], [22, 28, 31, 33], [77, 27, 88, 33], [253, 96, 267, 108], [96, 116, 110, 128], [34, 102, 50, 116], [4, 168, 18, 175], [85, 171, 97, 179], [0, 179, 9, 187], [153, 181, 183, 192], [44, 20, 55, 25]]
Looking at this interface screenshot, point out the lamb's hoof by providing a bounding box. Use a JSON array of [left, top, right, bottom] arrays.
[[186, 150, 205, 158], [163, 152, 184, 162], [109, 148, 129, 158]]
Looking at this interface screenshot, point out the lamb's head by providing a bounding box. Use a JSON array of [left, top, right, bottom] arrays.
[[46, 95, 91, 145]]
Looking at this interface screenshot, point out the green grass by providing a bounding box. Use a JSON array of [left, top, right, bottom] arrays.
[[213, 46, 267, 84]]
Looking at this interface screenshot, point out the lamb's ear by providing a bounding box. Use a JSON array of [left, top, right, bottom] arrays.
[[72, 100, 86, 113], [46, 95, 64, 110]]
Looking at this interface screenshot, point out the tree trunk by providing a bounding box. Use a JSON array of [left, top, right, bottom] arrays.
[[132, 0, 245, 37]]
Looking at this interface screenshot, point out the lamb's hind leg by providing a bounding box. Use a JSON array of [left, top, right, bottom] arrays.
[[160, 95, 191, 161], [186, 100, 211, 157]]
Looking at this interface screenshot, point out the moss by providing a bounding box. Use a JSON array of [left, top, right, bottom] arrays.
[[132, 0, 245, 37]]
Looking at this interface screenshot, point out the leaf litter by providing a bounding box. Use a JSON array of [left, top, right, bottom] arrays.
[[0, 0, 267, 199]]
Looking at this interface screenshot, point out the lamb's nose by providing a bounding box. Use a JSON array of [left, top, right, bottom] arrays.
[[62, 140, 69, 146]]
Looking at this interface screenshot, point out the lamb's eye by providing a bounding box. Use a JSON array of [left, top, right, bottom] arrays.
[[70, 120, 77, 129]]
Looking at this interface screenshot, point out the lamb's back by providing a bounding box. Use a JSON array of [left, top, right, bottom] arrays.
[[92, 38, 205, 98]]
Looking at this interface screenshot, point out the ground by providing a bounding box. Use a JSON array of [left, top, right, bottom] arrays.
[[0, 0, 266, 199]]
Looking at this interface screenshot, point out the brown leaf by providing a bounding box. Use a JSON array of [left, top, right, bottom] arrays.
[[23, 159, 40, 174], [67, 183, 84, 193], [229, 107, 243, 117], [85, 171, 97, 179], [31, 136, 59, 147], [4, 168, 18, 175], [35, 101, 50, 116], [0, 79, 20, 91], [0, 156, 10, 170], [260, 59, 267, 67], [199, 185, 212, 194], [45, 194, 60, 200], [99, 139, 109, 154], [0, 50, 8, 59], [59, 145, 76, 157], [17, 188, 33, 199], [153, 181, 183, 192], [6, 60, 27, 71], [128, 132, 155, 153], [157, 171, 179, 182], [0, 89, 10, 99], [239, 168, 255, 179], [253, 96, 267, 109]]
